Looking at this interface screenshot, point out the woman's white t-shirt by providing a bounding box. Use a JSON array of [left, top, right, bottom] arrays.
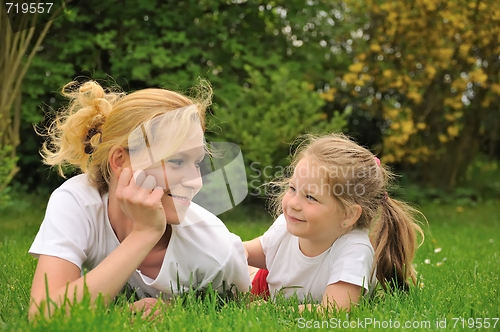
[[29, 174, 251, 299], [260, 215, 375, 303]]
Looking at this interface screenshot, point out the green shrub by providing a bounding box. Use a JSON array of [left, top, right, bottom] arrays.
[[208, 65, 347, 198]]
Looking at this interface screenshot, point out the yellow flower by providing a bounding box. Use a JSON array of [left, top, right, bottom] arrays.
[[391, 122, 401, 130], [444, 113, 455, 122], [447, 126, 460, 137], [343, 73, 358, 84], [382, 154, 396, 163], [491, 84, 500, 95], [383, 69, 392, 78], [425, 65, 437, 79], [459, 44, 470, 57], [438, 48, 454, 60], [469, 69, 488, 84], [370, 43, 382, 52], [401, 120, 415, 135], [407, 91, 423, 104], [348, 62, 364, 73], [456, 206, 464, 212], [355, 79, 365, 87], [320, 88, 337, 102], [357, 53, 367, 61]]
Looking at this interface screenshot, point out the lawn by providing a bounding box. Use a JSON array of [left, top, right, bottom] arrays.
[[0, 196, 499, 331]]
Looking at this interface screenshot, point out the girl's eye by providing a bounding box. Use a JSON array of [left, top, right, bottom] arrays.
[[288, 185, 296, 193], [168, 159, 183, 166], [306, 195, 317, 202]]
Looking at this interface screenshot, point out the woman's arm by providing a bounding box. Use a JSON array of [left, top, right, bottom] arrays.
[[29, 230, 162, 320], [29, 168, 166, 320], [243, 237, 267, 269]]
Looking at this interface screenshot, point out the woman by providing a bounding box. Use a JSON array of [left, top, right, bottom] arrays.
[[28, 80, 250, 319]]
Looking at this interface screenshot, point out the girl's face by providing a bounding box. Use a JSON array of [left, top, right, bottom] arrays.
[[282, 157, 346, 248], [134, 124, 206, 224]]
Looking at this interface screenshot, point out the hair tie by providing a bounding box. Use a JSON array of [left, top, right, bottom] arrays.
[[84, 128, 101, 154], [374, 156, 381, 167], [381, 191, 389, 204]]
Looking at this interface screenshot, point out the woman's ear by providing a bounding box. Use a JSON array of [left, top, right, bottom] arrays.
[[109, 146, 130, 176], [341, 204, 362, 228]]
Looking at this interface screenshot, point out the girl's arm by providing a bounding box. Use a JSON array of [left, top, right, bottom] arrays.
[[322, 281, 362, 310], [243, 237, 267, 269], [298, 281, 362, 313]]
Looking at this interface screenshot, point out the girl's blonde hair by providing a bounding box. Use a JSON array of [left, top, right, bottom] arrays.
[[40, 79, 212, 194], [270, 133, 424, 291]]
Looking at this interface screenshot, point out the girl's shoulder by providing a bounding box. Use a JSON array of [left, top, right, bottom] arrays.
[[332, 228, 374, 254], [260, 214, 290, 250]]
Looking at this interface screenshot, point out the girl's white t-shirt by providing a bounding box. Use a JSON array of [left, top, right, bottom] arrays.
[[29, 174, 251, 299], [260, 215, 375, 303]]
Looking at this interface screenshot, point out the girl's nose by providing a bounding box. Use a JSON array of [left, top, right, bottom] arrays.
[[287, 195, 302, 211]]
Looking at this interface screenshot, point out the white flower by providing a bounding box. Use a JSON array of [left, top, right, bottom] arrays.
[[424, 259, 431, 264], [434, 247, 442, 253]]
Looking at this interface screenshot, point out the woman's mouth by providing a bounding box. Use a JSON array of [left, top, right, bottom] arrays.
[[167, 194, 191, 206]]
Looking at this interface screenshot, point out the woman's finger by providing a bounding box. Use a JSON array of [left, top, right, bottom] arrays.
[[133, 170, 146, 186], [117, 168, 133, 188], [141, 175, 157, 190]]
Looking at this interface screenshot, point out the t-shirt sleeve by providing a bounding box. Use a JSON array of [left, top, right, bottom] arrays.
[[259, 214, 287, 257], [327, 242, 374, 293], [28, 189, 90, 270], [209, 233, 251, 293]]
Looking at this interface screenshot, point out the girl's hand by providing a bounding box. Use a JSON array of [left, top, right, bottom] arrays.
[[116, 168, 166, 235]]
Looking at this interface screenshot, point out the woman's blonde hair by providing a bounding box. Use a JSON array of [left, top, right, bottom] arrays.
[[269, 133, 424, 291], [40, 79, 212, 193]]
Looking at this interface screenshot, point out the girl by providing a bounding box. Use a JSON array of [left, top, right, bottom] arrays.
[[244, 133, 424, 311], [28, 80, 250, 319]]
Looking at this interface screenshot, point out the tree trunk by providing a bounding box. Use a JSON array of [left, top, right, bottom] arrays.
[[0, 1, 66, 193]]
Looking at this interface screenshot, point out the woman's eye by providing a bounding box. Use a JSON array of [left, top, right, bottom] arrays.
[[168, 159, 183, 166]]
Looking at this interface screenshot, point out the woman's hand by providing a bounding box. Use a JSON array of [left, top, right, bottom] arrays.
[[115, 168, 166, 236], [130, 298, 164, 320]]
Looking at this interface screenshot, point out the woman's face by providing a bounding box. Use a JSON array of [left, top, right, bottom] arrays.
[[130, 123, 205, 224]]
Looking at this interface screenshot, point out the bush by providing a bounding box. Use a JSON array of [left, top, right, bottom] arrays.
[[208, 65, 347, 199]]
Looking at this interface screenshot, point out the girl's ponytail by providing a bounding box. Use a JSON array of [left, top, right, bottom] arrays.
[[370, 196, 424, 290]]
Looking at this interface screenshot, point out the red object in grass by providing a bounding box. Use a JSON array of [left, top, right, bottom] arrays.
[[251, 269, 270, 299]]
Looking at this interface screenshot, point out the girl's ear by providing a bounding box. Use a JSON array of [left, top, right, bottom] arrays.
[[341, 204, 362, 228], [109, 146, 130, 176]]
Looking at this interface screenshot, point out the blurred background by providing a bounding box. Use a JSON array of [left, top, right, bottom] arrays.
[[1, 0, 499, 212]]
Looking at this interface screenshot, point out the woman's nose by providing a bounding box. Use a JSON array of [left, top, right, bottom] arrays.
[[182, 166, 203, 191]]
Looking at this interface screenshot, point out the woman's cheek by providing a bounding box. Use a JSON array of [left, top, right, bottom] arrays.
[[143, 166, 169, 190]]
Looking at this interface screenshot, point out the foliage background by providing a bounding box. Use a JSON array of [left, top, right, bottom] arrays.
[[1, 0, 499, 205]]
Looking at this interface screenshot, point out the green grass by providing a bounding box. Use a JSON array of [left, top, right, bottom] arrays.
[[1, 197, 499, 331]]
